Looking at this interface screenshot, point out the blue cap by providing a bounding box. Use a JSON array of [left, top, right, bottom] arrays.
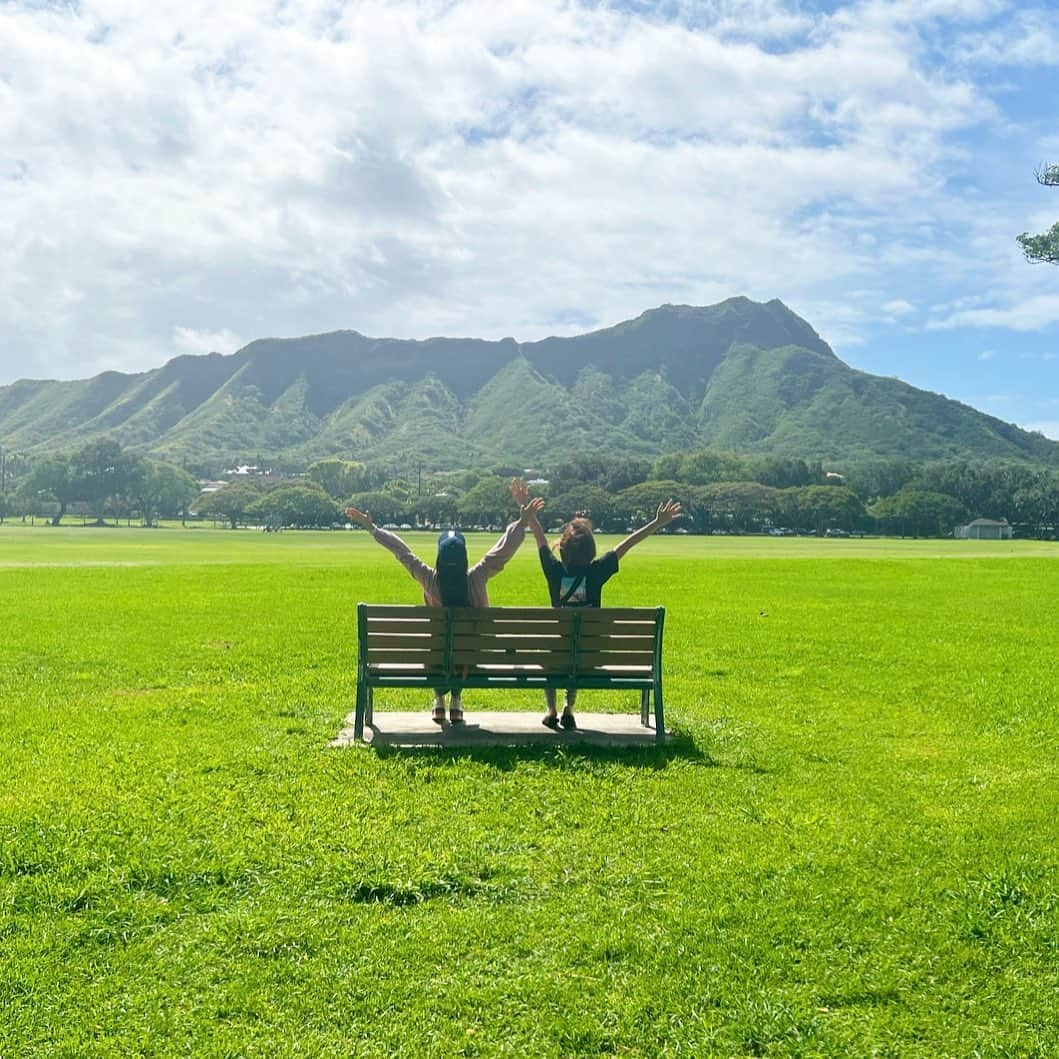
[[436, 529, 467, 567]]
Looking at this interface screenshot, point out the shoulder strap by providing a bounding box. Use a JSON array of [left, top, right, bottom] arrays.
[[559, 574, 586, 606]]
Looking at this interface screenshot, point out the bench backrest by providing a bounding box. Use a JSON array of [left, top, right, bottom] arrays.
[[357, 604, 664, 684]]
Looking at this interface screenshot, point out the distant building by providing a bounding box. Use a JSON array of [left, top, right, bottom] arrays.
[[222, 465, 284, 480], [955, 518, 1013, 540], [198, 480, 229, 494]]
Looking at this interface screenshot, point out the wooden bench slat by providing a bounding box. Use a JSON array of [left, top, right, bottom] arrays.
[[364, 644, 439, 655], [365, 619, 447, 633], [576, 652, 654, 667], [361, 605, 447, 618], [446, 621, 572, 636], [364, 652, 446, 660], [574, 634, 656, 650], [448, 620, 575, 637], [444, 632, 657, 648], [450, 635, 567, 652], [576, 614, 656, 626], [365, 635, 443, 647], [368, 665, 447, 674]]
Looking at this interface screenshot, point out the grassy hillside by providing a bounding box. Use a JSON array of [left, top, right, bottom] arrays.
[[2, 298, 1057, 469], [699, 344, 1059, 462]]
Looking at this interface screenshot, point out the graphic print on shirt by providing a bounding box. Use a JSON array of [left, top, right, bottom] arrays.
[[560, 573, 588, 606]]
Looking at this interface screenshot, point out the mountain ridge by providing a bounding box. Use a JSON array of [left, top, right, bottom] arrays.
[[1, 298, 1055, 470]]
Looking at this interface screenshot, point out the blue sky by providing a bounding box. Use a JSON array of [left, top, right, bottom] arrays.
[[1, 0, 1057, 436]]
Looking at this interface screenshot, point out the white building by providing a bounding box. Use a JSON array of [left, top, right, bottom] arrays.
[[955, 518, 1013, 540]]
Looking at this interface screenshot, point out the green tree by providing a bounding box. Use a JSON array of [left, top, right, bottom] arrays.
[[745, 455, 818, 489], [408, 492, 459, 527], [248, 484, 340, 528], [614, 481, 685, 526], [1018, 164, 1059, 264], [306, 458, 368, 499], [870, 489, 968, 538], [381, 477, 416, 503], [128, 460, 200, 527], [457, 476, 516, 526], [71, 439, 134, 524], [1010, 470, 1059, 537], [196, 480, 267, 529], [544, 485, 617, 530], [345, 491, 406, 526], [689, 481, 783, 533], [547, 456, 650, 496], [844, 459, 917, 503], [653, 450, 747, 485], [783, 485, 867, 533], [20, 455, 77, 525]]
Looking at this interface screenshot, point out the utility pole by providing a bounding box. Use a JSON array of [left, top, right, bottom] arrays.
[[1, 445, 5, 494], [417, 461, 422, 498]]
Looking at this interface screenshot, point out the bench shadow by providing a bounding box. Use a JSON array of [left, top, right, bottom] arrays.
[[370, 726, 713, 771]]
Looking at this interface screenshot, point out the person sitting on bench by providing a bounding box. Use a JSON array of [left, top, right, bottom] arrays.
[[346, 483, 543, 725], [512, 479, 681, 731]]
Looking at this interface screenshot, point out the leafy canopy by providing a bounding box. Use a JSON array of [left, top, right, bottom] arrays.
[[1017, 163, 1059, 265]]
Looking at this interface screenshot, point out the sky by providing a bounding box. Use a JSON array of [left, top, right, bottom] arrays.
[[1, 0, 1057, 436]]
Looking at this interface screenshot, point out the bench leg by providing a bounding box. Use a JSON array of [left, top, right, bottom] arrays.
[[365, 686, 374, 727], [354, 679, 367, 742], [653, 679, 665, 743], [640, 688, 650, 727]]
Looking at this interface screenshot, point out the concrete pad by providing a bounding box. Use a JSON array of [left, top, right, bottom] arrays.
[[330, 710, 666, 748]]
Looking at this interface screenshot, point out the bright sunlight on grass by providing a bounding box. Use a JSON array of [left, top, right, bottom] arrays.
[[1, 526, 1057, 1056]]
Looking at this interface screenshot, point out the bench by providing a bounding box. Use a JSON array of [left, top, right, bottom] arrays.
[[354, 604, 666, 742]]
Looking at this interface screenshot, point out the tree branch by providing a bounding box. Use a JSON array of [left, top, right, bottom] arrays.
[[1035, 163, 1059, 187], [1017, 222, 1059, 265]]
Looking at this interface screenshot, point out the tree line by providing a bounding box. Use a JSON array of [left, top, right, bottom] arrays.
[[195, 452, 1059, 537], [4, 444, 1059, 538], [2, 441, 199, 527]]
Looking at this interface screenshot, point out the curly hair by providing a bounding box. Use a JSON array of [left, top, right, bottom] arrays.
[[558, 516, 596, 568]]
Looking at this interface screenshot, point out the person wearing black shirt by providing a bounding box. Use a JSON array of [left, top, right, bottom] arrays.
[[513, 481, 681, 730]]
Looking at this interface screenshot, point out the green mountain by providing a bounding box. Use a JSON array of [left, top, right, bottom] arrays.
[[2, 297, 1057, 469]]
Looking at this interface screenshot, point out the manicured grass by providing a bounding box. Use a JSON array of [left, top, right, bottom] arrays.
[[2, 525, 1057, 1056]]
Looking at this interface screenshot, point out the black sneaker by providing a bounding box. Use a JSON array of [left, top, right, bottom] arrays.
[[542, 714, 560, 730], [560, 711, 577, 730]]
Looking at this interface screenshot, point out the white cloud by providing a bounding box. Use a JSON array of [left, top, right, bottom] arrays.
[[978, 349, 995, 359], [1023, 420, 1059, 440], [0, 0, 1051, 387], [172, 327, 246, 357], [954, 7, 1059, 67], [929, 294, 1059, 331]]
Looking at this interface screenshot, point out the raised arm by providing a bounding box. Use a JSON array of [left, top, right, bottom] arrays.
[[613, 499, 682, 560], [472, 492, 544, 579], [345, 506, 435, 589], [511, 478, 548, 550]]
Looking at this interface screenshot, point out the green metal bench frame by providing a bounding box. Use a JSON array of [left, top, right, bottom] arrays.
[[354, 604, 666, 742]]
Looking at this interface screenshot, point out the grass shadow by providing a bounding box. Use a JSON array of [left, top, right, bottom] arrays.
[[371, 727, 713, 771]]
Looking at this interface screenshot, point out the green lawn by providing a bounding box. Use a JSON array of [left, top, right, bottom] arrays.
[[2, 525, 1057, 1057]]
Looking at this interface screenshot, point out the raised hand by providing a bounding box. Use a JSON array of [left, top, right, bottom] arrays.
[[345, 506, 374, 530], [654, 499, 682, 527], [509, 477, 531, 506], [519, 496, 545, 525]]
